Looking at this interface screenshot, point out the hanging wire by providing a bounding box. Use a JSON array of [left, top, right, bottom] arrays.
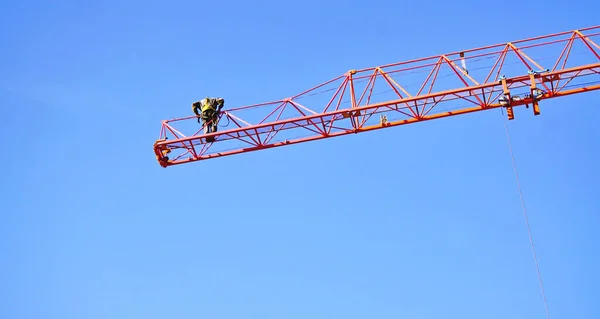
[[500, 108, 551, 319]]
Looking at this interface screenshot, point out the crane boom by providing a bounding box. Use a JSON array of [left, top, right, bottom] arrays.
[[154, 26, 600, 167]]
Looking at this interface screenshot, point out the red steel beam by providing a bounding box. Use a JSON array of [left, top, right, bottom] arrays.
[[154, 26, 600, 167]]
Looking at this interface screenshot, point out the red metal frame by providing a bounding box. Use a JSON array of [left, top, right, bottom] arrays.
[[154, 26, 600, 167]]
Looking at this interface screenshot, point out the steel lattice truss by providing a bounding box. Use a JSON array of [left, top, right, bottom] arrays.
[[154, 26, 600, 167]]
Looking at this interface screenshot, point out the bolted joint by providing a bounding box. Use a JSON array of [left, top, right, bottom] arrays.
[[528, 68, 550, 76]]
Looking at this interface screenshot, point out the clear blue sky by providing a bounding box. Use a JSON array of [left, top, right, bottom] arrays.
[[2, 1, 599, 318]]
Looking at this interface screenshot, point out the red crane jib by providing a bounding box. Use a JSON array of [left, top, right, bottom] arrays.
[[154, 26, 600, 167]]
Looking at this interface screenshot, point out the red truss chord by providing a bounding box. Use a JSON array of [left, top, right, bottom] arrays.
[[154, 26, 600, 167]]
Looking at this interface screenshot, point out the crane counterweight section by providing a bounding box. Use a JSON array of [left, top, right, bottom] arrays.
[[154, 26, 600, 168]]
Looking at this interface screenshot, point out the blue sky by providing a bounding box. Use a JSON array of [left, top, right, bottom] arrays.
[[1, 0, 599, 318]]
